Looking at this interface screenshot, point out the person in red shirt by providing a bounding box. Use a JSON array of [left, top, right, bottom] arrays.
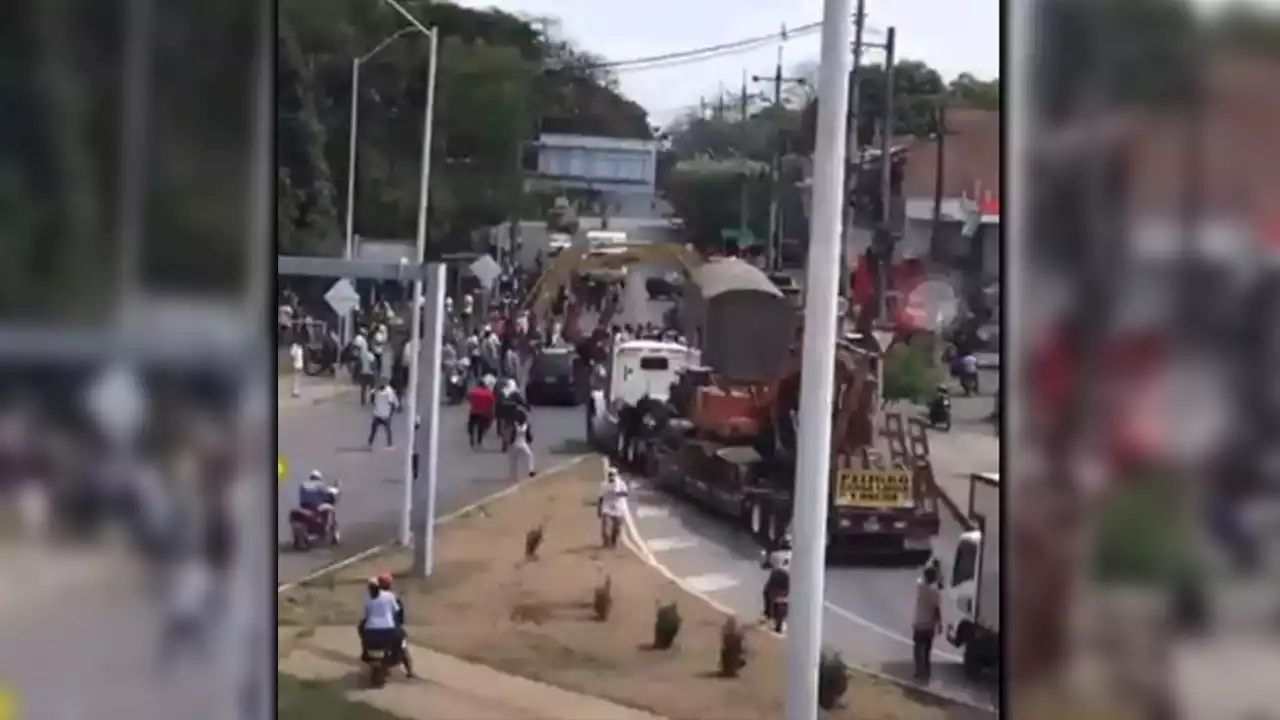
[[466, 375, 497, 449]]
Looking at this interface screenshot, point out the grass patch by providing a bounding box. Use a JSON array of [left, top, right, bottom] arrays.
[[278, 673, 406, 720]]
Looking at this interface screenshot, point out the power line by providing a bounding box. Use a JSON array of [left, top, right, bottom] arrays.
[[612, 26, 824, 74], [595, 21, 821, 69]]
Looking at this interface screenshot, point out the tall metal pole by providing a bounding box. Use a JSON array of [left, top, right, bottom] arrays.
[[786, 0, 851, 716], [738, 70, 750, 242], [872, 27, 896, 321], [342, 58, 361, 344], [402, 27, 439, 549], [841, 0, 866, 305], [411, 263, 446, 576], [768, 48, 783, 271]]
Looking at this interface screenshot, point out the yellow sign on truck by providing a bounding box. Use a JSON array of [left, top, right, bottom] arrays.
[[834, 468, 912, 508]]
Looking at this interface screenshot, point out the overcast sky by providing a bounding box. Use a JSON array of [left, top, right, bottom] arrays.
[[453, 0, 1000, 126]]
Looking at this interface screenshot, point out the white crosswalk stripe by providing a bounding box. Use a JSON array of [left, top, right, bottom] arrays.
[[645, 536, 697, 552], [682, 573, 739, 593]]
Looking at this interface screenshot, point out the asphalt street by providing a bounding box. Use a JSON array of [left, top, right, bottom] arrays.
[[277, 387, 589, 585]]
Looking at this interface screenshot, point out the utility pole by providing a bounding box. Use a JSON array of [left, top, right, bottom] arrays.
[[738, 70, 750, 239], [753, 53, 806, 271], [929, 101, 947, 253], [841, 0, 867, 305], [871, 26, 896, 322]]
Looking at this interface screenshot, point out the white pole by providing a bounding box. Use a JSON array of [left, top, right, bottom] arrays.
[[341, 57, 361, 344], [412, 263, 446, 576], [786, 0, 852, 717], [401, 26, 439, 549]]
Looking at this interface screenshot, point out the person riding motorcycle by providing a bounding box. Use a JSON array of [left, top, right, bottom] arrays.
[[297, 470, 338, 537], [928, 384, 951, 426], [761, 533, 792, 620], [358, 573, 415, 677], [495, 378, 527, 450]]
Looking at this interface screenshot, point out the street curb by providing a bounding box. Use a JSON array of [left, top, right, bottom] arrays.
[[276, 454, 590, 593], [620, 489, 995, 715]]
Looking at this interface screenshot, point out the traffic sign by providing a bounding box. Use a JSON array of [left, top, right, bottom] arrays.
[[324, 278, 360, 316], [0, 683, 15, 720], [469, 254, 501, 290], [278, 456, 287, 484]]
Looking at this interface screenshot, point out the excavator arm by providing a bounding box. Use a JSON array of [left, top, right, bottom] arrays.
[[523, 242, 705, 323]]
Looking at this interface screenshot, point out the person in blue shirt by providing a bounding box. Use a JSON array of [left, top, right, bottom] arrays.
[[358, 573, 414, 678], [297, 470, 338, 539]]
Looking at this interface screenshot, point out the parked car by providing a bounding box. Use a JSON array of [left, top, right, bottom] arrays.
[[526, 347, 577, 405]]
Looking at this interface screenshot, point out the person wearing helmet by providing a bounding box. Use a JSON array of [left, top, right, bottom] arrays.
[[761, 532, 792, 621], [359, 573, 414, 677]]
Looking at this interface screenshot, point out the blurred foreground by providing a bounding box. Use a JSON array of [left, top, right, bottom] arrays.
[[1012, 0, 1280, 716]]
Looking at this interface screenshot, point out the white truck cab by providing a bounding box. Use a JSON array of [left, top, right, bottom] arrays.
[[588, 339, 698, 451], [937, 471, 1000, 678]]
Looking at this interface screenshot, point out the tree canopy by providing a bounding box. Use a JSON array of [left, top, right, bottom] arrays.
[[277, 0, 653, 257]]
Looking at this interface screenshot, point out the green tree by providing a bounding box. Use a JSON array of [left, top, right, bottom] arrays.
[[880, 342, 938, 406], [948, 72, 999, 110]]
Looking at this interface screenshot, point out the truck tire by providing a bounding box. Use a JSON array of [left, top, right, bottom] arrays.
[[766, 511, 782, 546], [584, 401, 596, 446]]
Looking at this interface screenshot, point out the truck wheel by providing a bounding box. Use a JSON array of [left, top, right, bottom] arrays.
[[584, 402, 595, 445], [766, 512, 781, 546], [962, 639, 987, 680]]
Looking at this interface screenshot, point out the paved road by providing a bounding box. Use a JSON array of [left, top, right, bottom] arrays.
[[277, 386, 589, 585]]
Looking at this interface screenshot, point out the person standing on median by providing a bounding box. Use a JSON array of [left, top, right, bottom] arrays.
[[366, 380, 399, 449], [596, 465, 629, 549]]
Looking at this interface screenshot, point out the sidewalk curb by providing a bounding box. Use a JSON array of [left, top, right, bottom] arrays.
[[277, 454, 590, 594], [620, 486, 995, 715]]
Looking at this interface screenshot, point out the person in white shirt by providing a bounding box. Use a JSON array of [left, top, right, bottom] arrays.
[[366, 380, 399, 448], [289, 340, 305, 397], [359, 573, 414, 677], [597, 466, 629, 548]]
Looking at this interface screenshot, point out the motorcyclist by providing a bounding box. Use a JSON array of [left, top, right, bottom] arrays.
[[358, 573, 414, 677], [928, 384, 951, 423], [761, 533, 792, 620], [298, 470, 337, 537], [495, 378, 526, 450]]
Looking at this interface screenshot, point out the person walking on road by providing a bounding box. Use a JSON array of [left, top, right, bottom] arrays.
[[356, 344, 376, 406], [912, 563, 943, 681], [288, 339, 305, 397], [596, 466, 629, 549], [466, 375, 496, 449], [366, 380, 399, 449], [507, 402, 535, 482]]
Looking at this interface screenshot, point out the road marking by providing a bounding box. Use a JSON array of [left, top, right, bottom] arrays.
[[619, 505, 987, 711], [634, 505, 669, 519], [682, 573, 739, 593], [276, 454, 591, 593], [645, 536, 697, 552]]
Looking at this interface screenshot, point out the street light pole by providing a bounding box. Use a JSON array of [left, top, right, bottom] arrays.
[[342, 24, 420, 344], [787, 0, 852, 718]]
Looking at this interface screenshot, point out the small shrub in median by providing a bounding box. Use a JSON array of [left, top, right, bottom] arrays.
[[652, 601, 682, 649], [817, 650, 850, 710], [524, 524, 544, 560], [718, 616, 747, 677], [592, 576, 613, 621]]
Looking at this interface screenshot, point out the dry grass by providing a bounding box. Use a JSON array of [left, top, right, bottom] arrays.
[[279, 458, 979, 720]]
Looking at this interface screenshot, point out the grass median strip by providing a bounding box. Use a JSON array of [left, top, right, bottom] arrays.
[[279, 457, 978, 719]]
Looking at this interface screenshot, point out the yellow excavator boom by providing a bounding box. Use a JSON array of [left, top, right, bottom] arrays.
[[523, 242, 705, 322]]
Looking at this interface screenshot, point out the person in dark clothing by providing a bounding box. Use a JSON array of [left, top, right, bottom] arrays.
[[912, 564, 942, 681]]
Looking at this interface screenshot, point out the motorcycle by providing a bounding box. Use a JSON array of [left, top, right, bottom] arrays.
[[288, 482, 341, 551], [302, 344, 338, 377], [361, 637, 398, 688], [928, 395, 952, 431], [443, 361, 467, 404]]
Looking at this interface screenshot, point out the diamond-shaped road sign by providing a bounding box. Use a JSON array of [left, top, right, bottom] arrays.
[[324, 278, 360, 316], [469, 254, 501, 290]]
